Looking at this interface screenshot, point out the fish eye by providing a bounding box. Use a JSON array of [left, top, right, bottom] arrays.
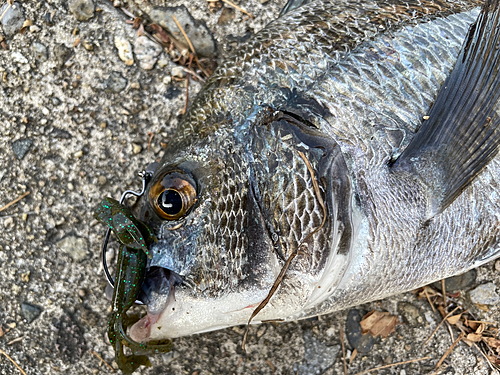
[[149, 171, 197, 220]]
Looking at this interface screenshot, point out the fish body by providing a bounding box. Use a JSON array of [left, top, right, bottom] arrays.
[[127, 0, 500, 342]]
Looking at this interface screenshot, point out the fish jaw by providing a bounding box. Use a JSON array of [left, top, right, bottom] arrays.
[[130, 287, 270, 340]]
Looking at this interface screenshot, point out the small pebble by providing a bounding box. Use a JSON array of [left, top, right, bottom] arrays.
[[132, 143, 142, 154], [98, 175, 107, 185], [469, 283, 500, 305], [171, 66, 185, 78], [56, 236, 88, 262], [162, 76, 172, 85], [12, 138, 32, 159], [103, 71, 127, 93], [29, 25, 41, 33], [157, 56, 170, 68], [32, 42, 48, 62], [68, 182, 74, 191], [11, 51, 28, 64], [114, 36, 134, 65], [21, 213, 27, 221], [397, 302, 421, 326], [53, 44, 73, 68], [150, 5, 216, 57], [82, 40, 93, 50], [74, 150, 84, 158], [130, 82, 140, 89], [69, 0, 95, 21], [0, 2, 25, 37], [3, 217, 14, 228], [134, 35, 163, 70], [21, 302, 42, 323], [345, 309, 376, 354], [432, 269, 477, 292]]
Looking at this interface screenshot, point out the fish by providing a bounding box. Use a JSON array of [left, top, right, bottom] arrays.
[[119, 0, 500, 351]]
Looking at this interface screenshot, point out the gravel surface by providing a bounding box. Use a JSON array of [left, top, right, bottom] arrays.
[[1, 1, 500, 374]]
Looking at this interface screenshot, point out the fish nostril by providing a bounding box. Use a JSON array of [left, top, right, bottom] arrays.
[[138, 267, 183, 314]]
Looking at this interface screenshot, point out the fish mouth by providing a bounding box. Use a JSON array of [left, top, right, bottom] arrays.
[[137, 266, 183, 314]]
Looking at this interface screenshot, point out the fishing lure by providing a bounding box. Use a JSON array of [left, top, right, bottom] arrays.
[[94, 173, 172, 374]]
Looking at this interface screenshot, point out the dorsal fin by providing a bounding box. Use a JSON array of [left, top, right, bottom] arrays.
[[279, 0, 312, 17], [391, 0, 500, 215]]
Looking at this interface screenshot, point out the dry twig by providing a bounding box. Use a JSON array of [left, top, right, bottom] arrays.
[[441, 279, 447, 308], [0, 191, 30, 213], [423, 306, 461, 346], [90, 350, 115, 372], [353, 356, 430, 375], [424, 287, 437, 313], [0, 2, 12, 23], [172, 15, 196, 55], [221, 0, 254, 18], [435, 332, 465, 369], [0, 348, 27, 375]]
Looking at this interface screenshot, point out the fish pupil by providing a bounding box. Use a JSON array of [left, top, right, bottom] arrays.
[[159, 189, 182, 215]]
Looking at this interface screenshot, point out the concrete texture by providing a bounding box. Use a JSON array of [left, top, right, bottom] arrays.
[[0, 0, 499, 374]]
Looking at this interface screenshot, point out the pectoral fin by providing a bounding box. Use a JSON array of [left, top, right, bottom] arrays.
[[392, 0, 500, 214]]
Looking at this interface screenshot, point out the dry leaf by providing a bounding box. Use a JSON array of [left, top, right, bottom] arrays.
[[360, 310, 399, 339], [133, 17, 143, 29], [349, 348, 358, 363], [465, 319, 480, 331], [446, 314, 462, 325], [476, 323, 486, 334], [437, 305, 446, 318], [485, 337, 500, 349], [20, 19, 33, 34], [487, 355, 500, 365], [475, 303, 489, 312], [466, 333, 483, 342]]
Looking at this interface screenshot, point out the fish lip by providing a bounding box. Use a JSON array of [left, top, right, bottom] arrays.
[[138, 266, 183, 312]]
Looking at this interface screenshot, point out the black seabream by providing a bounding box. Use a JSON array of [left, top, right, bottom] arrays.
[[109, 0, 500, 346]]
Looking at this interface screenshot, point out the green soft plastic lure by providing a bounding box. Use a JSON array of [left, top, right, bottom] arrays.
[[94, 197, 172, 374]]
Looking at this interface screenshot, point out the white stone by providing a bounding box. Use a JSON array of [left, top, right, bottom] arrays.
[[114, 36, 134, 66]]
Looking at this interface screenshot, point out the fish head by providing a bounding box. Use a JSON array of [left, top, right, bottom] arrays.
[[130, 107, 353, 340]]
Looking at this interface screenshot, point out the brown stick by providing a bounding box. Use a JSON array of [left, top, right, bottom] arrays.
[[340, 328, 348, 375], [90, 350, 115, 372], [172, 15, 196, 55], [435, 333, 465, 370], [424, 287, 437, 314], [0, 3, 12, 23], [221, 0, 254, 18], [353, 357, 430, 375], [423, 306, 461, 346], [441, 279, 447, 307], [0, 191, 30, 213], [0, 348, 27, 375]]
